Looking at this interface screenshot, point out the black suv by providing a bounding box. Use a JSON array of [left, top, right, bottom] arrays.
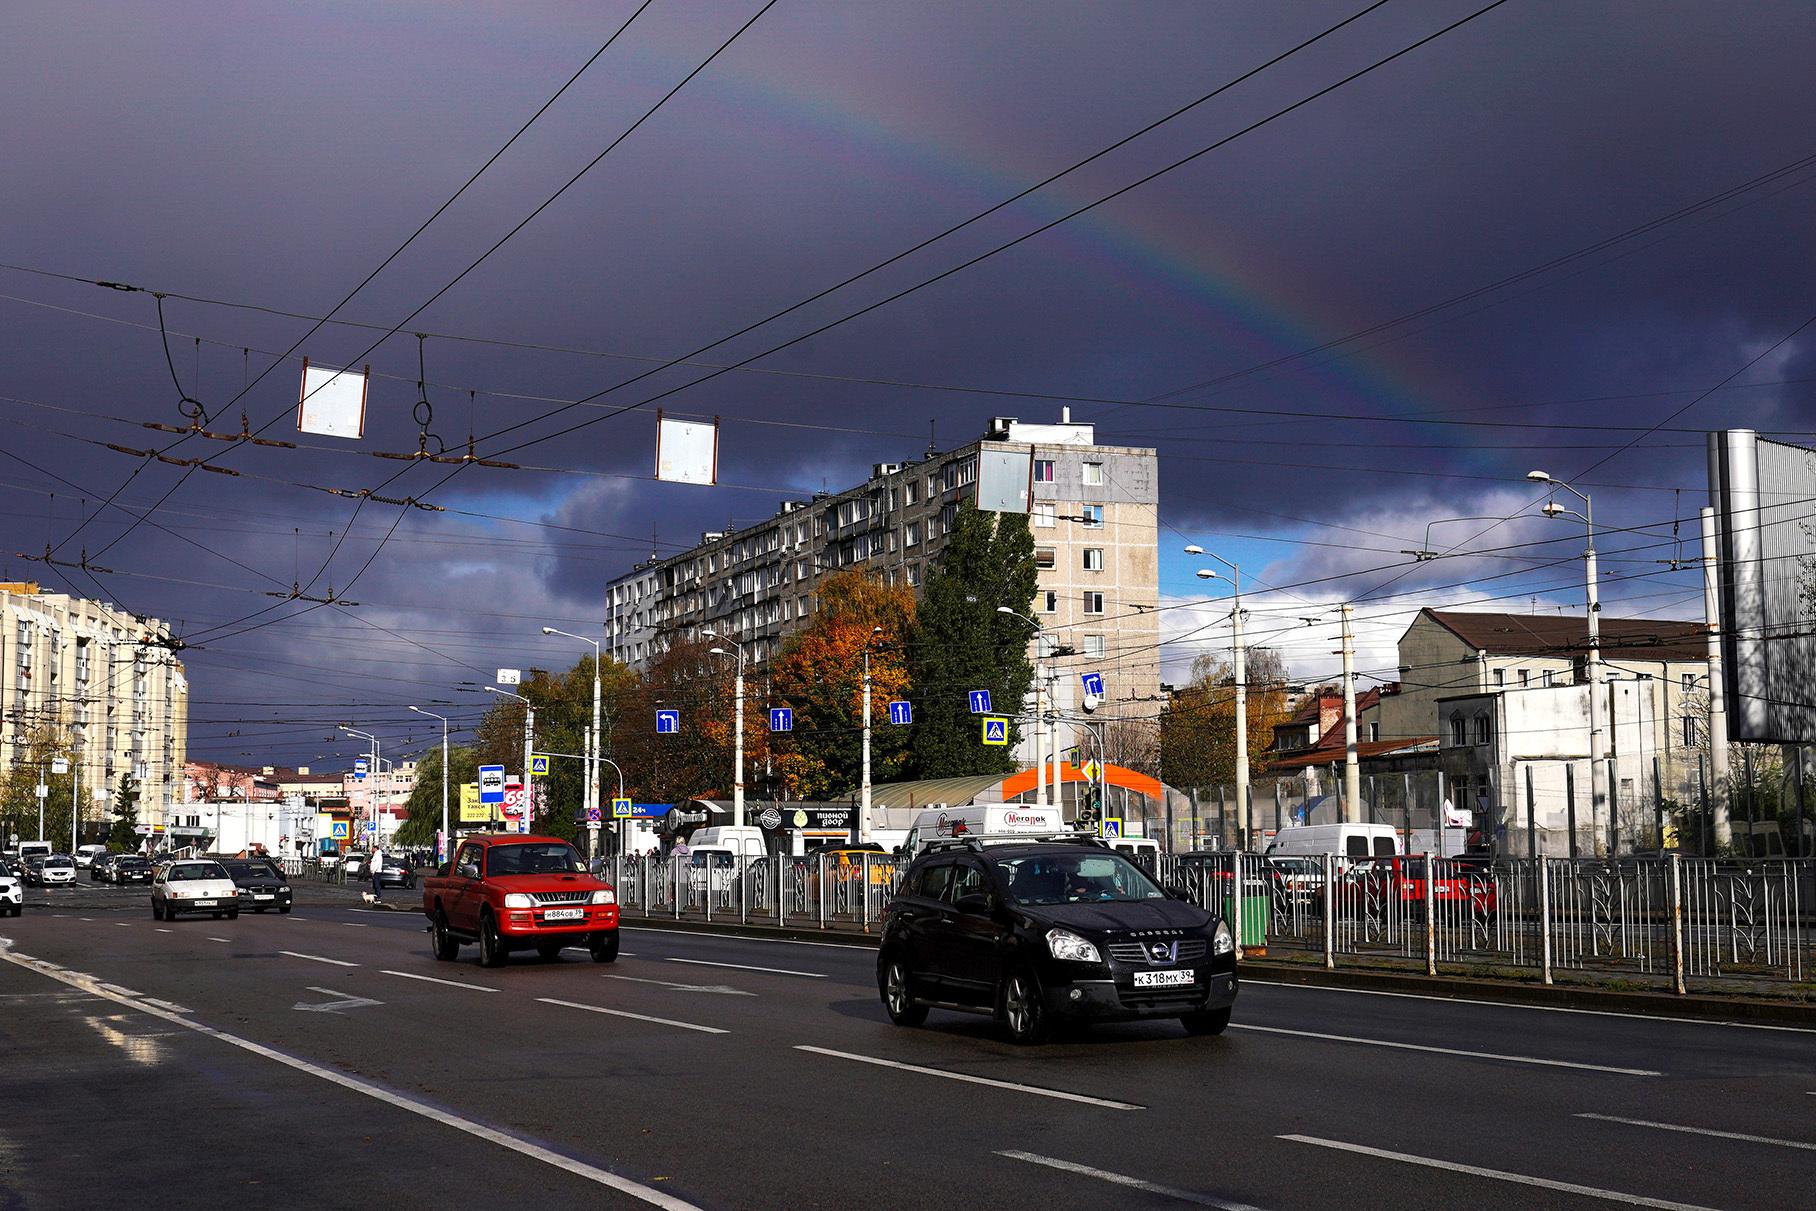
[[877, 838, 1237, 1044]]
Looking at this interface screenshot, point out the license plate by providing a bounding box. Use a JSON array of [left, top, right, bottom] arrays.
[[542, 907, 585, 921], [193, 900, 216, 907], [253, 894, 274, 900], [1133, 969, 1195, 989]]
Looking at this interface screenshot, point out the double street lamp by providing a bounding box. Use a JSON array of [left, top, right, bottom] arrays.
[[338, 726, 380, 844], [483, 686, 535, 833], [407, 706, 450, 863], [703, 631, 747, 828], [543, 626, 604, 857]]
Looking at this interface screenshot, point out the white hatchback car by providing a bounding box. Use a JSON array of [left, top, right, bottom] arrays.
[[0, 859, 22, 917], [152, 860, 240, 921], [37, 855, 77, 885]]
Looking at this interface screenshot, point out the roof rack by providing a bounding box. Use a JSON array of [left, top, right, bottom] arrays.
[[920, 830, 1107, 855]]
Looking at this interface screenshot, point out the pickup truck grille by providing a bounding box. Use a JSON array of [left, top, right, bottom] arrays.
[[1107, 939, 1209, 966], [533, 891, 590, 905]]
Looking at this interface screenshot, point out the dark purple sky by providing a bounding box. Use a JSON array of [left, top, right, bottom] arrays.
[[2, 2, 1811, 766]]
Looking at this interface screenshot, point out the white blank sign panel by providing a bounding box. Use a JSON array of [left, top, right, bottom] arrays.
[[656, 414, 718, 485], [297, 360, 369, 439]]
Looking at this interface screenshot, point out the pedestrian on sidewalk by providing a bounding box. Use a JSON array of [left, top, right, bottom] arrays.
[[370, 849, 385, 903]]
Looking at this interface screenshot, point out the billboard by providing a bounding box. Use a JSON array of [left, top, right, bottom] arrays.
[[1709, 429, 1816, 742]]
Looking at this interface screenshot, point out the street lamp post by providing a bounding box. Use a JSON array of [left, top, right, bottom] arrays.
[[997, 607, 1055, 811], [408, 706, 450, 863], [483, 686, 535, 834], [703, 632, 747, 829], [1529, 471, 1605, 851], [544, 626, 603, 859], [339, 726, 379, 846], [1187, 547, 1250, 842], [862, 626, 882, 841]]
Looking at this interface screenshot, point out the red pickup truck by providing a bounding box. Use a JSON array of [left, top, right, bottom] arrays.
[[422, 833, 620, 966]]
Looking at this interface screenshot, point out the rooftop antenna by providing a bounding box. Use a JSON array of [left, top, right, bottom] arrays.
[[926, 419, 937, 459], [651, 523, 658, 563]]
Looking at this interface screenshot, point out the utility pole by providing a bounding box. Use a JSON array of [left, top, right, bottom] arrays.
[[522, 702, 535, 835], [1341, 603, 1361, 824], [861, 632, 876, 840], [1050, 668, 1063, 819], [1187, 549, 1247, 840], [1699, 507, 1733, 848], [704, 632, 747, 829]]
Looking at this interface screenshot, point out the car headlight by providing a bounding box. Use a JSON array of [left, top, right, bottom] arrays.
[[1045, 928, 1102, 963], [590, 889, 616, 905], [502, 893, 533, 908], [1212, 920, 1234, 956], [279, 886, 290, 893]]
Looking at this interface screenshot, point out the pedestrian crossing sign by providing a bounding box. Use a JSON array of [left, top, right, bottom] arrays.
[[612, 797, 633, 819], [529, 754, 550, 777], [1101, 817, 1123, 839], [981, 716, 1008, 746]]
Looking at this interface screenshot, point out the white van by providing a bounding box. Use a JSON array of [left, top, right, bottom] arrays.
[[686, 825, 766, 859], [1265, 823, 1400, 866], [75, 844, 107, 869], [904, 804, 1065, 856], [16, 841, 52, 864], [1110, 837, 1161, 867]]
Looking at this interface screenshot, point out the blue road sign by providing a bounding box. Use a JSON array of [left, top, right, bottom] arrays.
[[1081, 672, 1105, 698], [529, 754, 550, 777], [769, 707, 793, 732], [1101, 817, 1123, 840], [981, 716, 1008, 746], [477, 764, 506, 804], [612, 797, 634, 819], [968, 689, 992, 714], [354, 758, 368, 782], [655, 710, 680, 734], [888, 699, 912, 726]]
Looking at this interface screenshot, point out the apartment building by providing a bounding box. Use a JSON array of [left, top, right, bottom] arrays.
[[0, 583, 187, 828], [605, 413, 1160, 730]]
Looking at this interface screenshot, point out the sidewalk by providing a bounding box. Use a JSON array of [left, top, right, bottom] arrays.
[[612, 909, 1816, 1025]]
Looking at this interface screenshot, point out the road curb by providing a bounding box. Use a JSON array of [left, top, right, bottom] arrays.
[[618, 915, 1816, 1024]]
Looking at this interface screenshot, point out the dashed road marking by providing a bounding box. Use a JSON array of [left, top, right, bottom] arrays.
[[1279, 1135, 1716, 1209], [279, 950, 358, 968], [997, 1151, 1260, 1209], [1576, 1113, 1816, 1152], [381, 970, 499, 993], [207, 936, 230, 943], [154, 928, 172, 933], [536, 997, 728, 1035], [665, 957, 824, 978], [795, 1045, 1142, 1111], [1230, 1023, 1660, 1076]]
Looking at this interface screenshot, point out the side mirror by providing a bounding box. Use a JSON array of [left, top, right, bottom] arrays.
[[1165, 882, 1190, 901], [954, 892, 993, 915]]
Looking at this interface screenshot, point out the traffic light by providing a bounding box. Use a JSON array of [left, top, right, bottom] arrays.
[[1077, 785, 1102, 829]]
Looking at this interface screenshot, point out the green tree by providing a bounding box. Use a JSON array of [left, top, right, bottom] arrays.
[[906, 501, 1037, 778], [770, 569, 916, 799], [0, 724, 76, 851], [393, 744, 477, 847], [1159, 648, 1293, 790], [109, 770, 141, 851]]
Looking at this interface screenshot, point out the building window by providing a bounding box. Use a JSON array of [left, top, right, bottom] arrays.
[[904, 522, 920, 548], [1369, 722, 1380, 742], [905, 564, 919, 587], [1542, 670, 1555, 687], [1449, 715, 1466, 747], [1082, 461, 1103, 486], [1033, 503, 1056, 528], [1080, 504, 1103, 528], [1034, 547, 1056, 569], [1681, 673, 1693, 692], [904, 480, 917, 506], [1082, 634, 1105, 658], [1473, 714, 1491, 745], [1040, 590, 1057, 613], [1492, 669, 1504, 687], [1518, 668, 1530, 687], [1082, 547, 1104, 571], [1083, 591, 1105, 614], [1034, 459, 1055, 483]]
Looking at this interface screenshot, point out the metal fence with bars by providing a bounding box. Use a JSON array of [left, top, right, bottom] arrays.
[[607, 849, 1812, 996]]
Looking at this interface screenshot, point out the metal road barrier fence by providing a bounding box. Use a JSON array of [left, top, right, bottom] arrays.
[[606, 850, 1812, 995]]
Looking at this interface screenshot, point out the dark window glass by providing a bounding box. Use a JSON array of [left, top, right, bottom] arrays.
[[918, 862, 954, 902], [1345, 836, 1369, 858], [1373, 836, 1396, 857]]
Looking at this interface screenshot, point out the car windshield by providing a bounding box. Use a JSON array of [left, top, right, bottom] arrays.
[[45, 856, 72, 867], [485, 843, 584, 876], [170, 862, 227, 881], [119, 858, 149, 869], [997, 852, 1166, 906], [224, 861, 279, 879]]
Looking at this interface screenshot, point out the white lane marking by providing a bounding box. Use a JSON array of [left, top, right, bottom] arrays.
[[154, 928, 172, 934], [0, 945, 703, 1211], [664, 957, 824, 979], [622, 926, 873, 951], [284, 915, 307, 920], [206, 937, 230, 943], [795, 1045, 1143, 1111], [279, 950, 358, 968], [294, 987, 385, 1014], [565, 947, 636, 955], [1246, 979, 1816, 1034], [997, 1151, 1260, 1210], [341, 923, 370, 929], [1280, 1135, 1718, 1210], [1229, 1023, 1660, 1076], [602, 974, 752, 997], [1576, 1113, 1816, 1152], [114, 922, 132, 928], [536, 997, 728, 1035], [381, 970, 499, 993]]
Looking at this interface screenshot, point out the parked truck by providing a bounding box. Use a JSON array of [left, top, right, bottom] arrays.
[[421, 832, 620, 967]]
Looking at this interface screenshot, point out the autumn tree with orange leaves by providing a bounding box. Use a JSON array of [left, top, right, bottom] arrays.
[[769, 570, 916, 801]]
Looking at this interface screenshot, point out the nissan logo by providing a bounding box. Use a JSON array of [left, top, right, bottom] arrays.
[[1147, 942, 1175, 964]]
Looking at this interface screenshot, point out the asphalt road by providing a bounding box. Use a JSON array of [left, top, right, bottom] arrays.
[[2, 889, 1812, 1210]]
